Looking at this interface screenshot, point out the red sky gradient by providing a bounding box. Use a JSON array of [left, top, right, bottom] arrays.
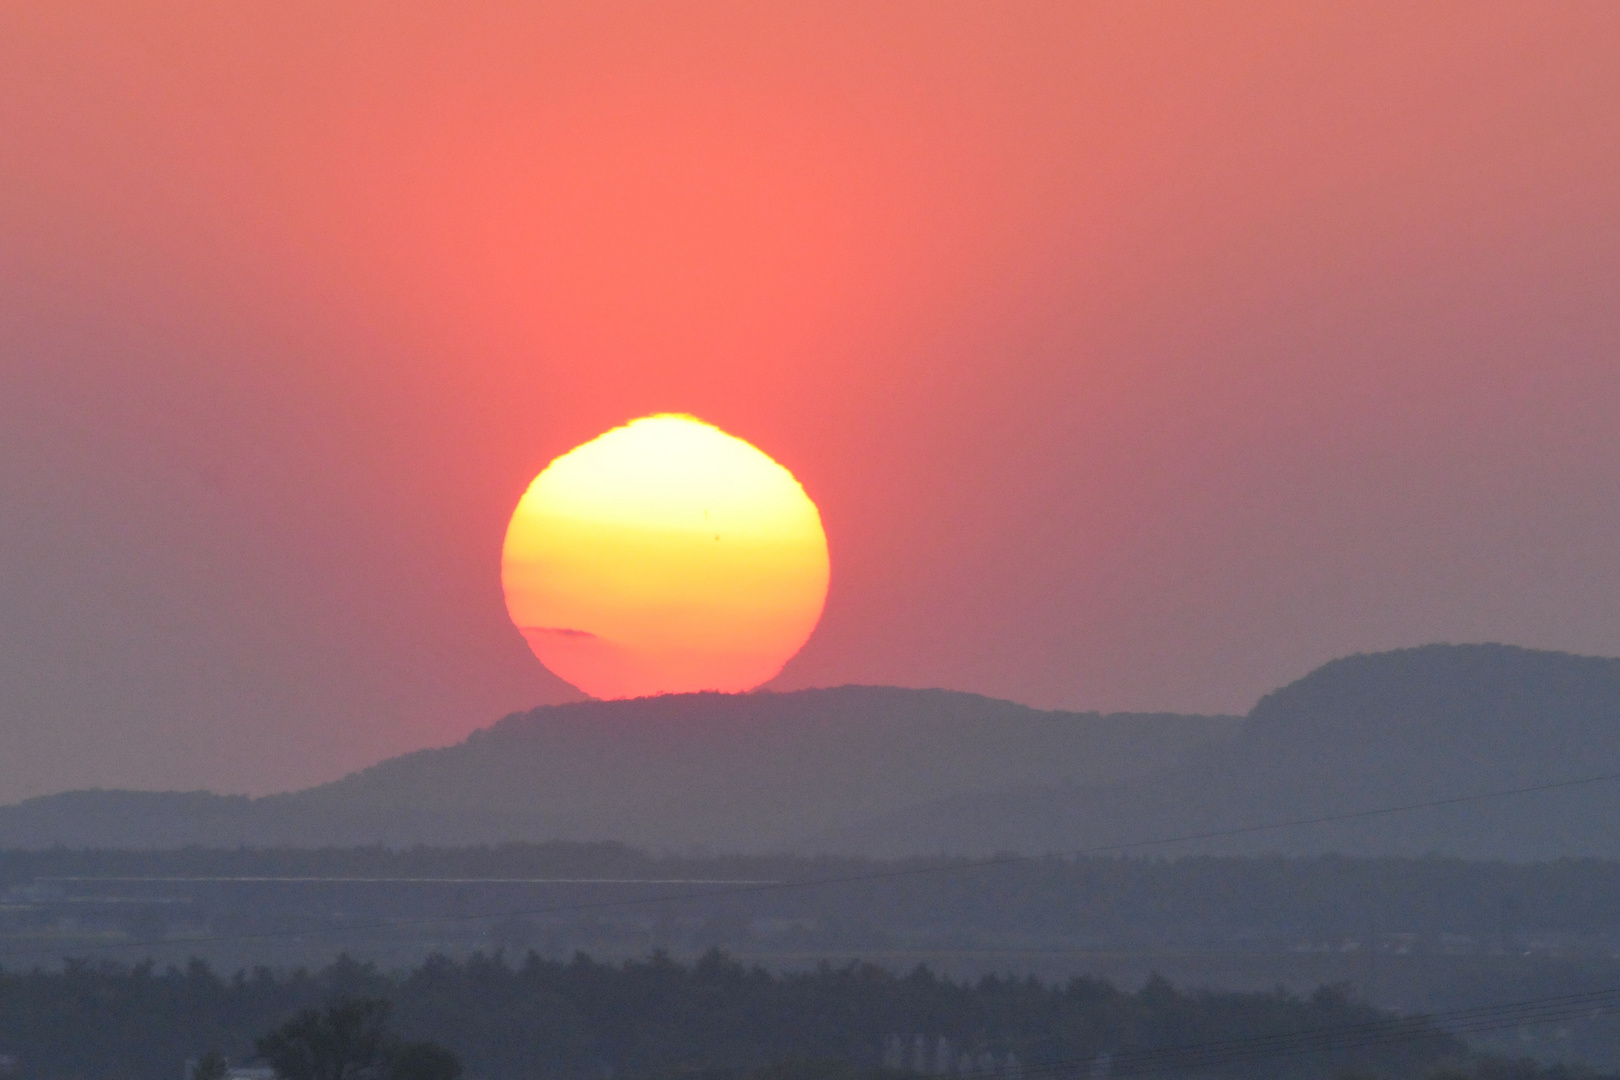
[[3, 3, 1619, 800]]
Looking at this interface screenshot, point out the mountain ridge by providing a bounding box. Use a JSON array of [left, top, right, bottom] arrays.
[[0, 685, 1236, 850], [816, 644, 1620, 858], [7, 645, 1620, 858]]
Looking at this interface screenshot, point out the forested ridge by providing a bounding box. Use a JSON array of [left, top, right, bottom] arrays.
[[0, 950, 1596, 1080]]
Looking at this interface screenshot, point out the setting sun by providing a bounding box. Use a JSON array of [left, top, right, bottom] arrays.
[[501, 415, 830, 699]]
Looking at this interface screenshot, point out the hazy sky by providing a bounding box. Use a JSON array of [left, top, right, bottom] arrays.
[[3, 3, 1619, 801]]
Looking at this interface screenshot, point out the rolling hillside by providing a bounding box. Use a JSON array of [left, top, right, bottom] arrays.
[[0, 687, 1234, 849], [6, 644, 1618, 858], [821, 644, 1620, 858]]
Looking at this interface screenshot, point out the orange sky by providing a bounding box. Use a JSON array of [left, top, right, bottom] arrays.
[[2, 3, 1619, 799]]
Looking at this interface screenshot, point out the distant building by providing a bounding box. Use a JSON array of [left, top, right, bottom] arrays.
[[880, 1035, 1020, 1079]]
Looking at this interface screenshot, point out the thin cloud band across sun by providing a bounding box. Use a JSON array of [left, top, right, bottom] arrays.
[[501, 415, 829, 699]]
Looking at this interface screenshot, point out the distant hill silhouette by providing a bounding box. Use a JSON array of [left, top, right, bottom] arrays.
[[0, 687, 1234, 850], [6, 645, 1619, 857], [821, 644, 1620, 858]]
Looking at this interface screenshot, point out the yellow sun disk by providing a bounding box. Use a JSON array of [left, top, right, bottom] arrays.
[[501, 415, 829, 698]]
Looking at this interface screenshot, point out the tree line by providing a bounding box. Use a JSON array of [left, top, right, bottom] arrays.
[[0, 950, 1602, 1080]]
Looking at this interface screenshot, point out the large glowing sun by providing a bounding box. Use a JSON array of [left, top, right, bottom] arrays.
[[501, 415, 830, 699]]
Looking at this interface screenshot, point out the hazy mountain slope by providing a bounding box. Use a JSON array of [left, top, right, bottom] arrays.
[[0, 686, 1237, 849], [0, 790, 258, 849], [817, 645, 1620, 859], [13, 645, 1614, 857]]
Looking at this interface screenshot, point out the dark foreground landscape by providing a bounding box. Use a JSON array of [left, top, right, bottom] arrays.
[[11, 847, 1620, 1073], [0, 949, 1597, 1080]]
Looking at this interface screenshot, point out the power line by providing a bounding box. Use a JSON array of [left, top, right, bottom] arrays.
[[3, 768, 1618, 961], [35, 877, 779, 886]]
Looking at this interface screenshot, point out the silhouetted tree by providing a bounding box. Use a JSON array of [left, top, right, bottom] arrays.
[[255, 1000, 462, 1080], [256, 1000, 393, 1080], [191, 1051, 229, 1080], [386, 1043, 461, 1080]]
